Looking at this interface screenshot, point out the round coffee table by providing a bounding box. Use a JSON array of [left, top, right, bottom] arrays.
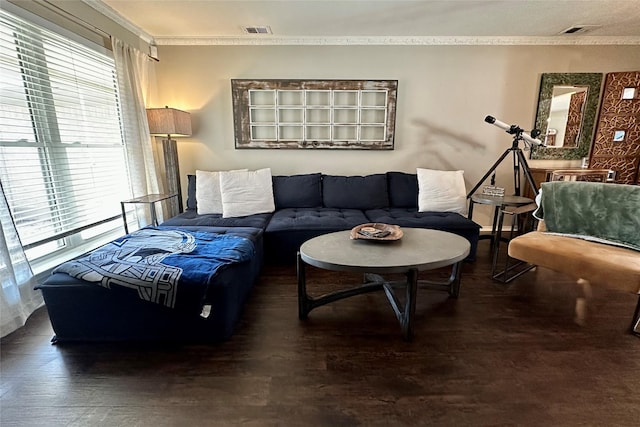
[[297, 228, 471, 341]]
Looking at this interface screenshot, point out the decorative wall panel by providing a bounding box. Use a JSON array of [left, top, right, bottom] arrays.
[[589, 71, 640, 184], [232, 79, 397, 149]]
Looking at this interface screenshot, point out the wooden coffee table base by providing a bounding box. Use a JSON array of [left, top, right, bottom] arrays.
[[297, 253, 464, 341]]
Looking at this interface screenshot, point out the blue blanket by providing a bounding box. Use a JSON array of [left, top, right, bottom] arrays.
[[53, 228, 255, 313]]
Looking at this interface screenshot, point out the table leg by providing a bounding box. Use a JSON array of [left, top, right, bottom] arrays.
[[120, 202, 129, 234], [491, 206, 507, 275], [471, 199, 494, 243], [400, 269, 418, 341], [150, 202, 159, 227], [297, 260, 462, 342], [377, 269, 417, 341], [297, 252, 310, 319], [298, 254, 386, 319], [417, 261, 464, 298], [491, 208, 536, 284], [448, 261, 463, 298], [489, 204, 501, 247]]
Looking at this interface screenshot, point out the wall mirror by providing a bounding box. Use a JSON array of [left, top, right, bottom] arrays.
[[530, 73, 603, 160]]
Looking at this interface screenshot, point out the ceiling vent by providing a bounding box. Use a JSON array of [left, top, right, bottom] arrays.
[[559, 25, 601, 35], [242, 26, 272, 35]]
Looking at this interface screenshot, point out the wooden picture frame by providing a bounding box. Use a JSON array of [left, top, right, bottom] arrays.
[[530, 73, 603, 160], [232, 79, 398, 149]]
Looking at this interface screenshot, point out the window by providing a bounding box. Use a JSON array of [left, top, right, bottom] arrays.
[[0, 9, 131, 270]]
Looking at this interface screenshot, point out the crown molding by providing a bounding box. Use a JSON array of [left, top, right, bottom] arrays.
[[81, 0, 154, 44], [154, 35, 640, 46]]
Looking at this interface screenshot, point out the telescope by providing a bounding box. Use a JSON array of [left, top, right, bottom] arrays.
[[468, 115, 541, 200], [484, 115, 544, 147]]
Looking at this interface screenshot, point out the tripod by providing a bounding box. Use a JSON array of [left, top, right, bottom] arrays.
[[467, 130, 540, 284], [467, 132, 538, 198]]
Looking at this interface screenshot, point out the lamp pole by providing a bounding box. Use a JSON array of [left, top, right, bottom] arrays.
[[162, 135, 183, 214]]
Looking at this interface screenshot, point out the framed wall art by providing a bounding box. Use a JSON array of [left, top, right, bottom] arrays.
[[231, 79, 398, 149]]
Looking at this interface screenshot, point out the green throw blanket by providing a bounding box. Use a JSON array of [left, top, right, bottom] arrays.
[[534, 181, 640, 251]]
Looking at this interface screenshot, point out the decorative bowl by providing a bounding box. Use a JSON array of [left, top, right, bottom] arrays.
[[350, 223, 403, 241]]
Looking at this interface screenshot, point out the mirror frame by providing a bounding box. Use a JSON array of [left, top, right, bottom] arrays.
[[530, 73, 603, 160]]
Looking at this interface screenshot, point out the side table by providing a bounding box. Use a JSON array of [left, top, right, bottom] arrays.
[[491, 202, 538, 283], [120, 193, 178, 234], [468, 194, 534, 246]]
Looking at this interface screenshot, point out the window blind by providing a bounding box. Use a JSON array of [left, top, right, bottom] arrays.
[[0, 9, 130, 252]]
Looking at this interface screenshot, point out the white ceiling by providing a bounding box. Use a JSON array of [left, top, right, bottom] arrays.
[[94, 0, 640, 45]]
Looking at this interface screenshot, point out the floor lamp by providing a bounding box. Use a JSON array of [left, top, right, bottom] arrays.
[[146, 106, 192, 215]]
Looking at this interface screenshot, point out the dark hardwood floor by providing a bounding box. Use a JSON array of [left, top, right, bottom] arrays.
[[2, 242, 639, 426]]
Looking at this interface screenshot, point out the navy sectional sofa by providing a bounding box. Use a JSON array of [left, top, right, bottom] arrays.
[[38, 171, 480, 344], [164, 171, 480, 263]]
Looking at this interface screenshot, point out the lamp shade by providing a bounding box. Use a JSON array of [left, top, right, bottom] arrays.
[[146, 106, 192, 137]]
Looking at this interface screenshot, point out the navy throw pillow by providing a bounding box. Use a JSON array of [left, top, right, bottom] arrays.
[[387, 171, 418, 208], [186, 174, 197, 211], [322, 174, 389, 210], [272, 173, 323, 209]]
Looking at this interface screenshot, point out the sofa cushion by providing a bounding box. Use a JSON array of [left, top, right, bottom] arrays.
[[195, 169, 249, 215], [365, 208, 480, 232], [417, 168, 467, 215], [161, 210, 272, 229], [264, 208, 371, 264], [387, 172, 418, 208], [322, 174, 388, 210], [186, 174, 196, 211], [272, 173, 322, 209], [195, 170, 225, 214], [266, 208, 369, 232], [220, 168, 275, 218], [365, 208, 480, 261]]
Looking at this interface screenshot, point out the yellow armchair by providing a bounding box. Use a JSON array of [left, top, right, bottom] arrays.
[[508, 182, 640, 335]]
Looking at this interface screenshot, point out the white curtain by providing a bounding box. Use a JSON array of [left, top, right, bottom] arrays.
[[111, 38, 163, 200], [0, 183, 43, 338]]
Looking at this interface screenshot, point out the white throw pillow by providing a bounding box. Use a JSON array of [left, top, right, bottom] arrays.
[[220, 168, 275, 218], [196, 169, 247, 215], [417, 168, 467, 215]]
